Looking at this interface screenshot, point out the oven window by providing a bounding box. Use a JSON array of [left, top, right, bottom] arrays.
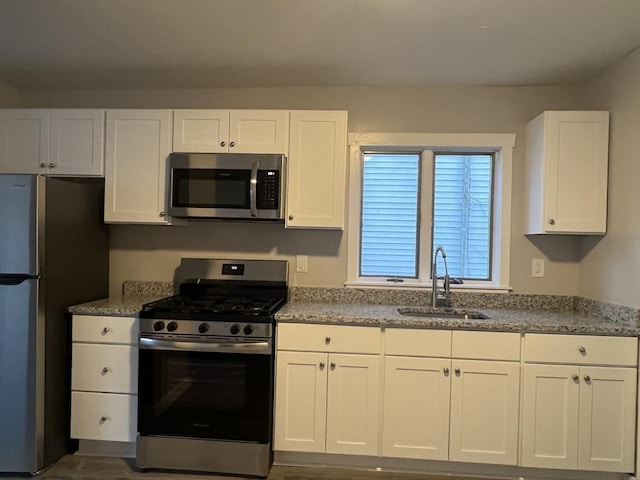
[[138, 349, 273, 443], [172, 169, 250, 208]]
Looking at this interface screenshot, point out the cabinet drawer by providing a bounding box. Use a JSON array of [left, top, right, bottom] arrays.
[[524, 334, 638, 366], [277, 323, 381, 354], [72, 344, 138, 393], [385, 328, 451, 357], [452, 331, 521, 361], [73, 315, 138, 345], [70, 391, 137, 442]]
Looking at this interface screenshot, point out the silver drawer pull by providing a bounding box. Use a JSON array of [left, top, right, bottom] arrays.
[[101, 327, 110, 335], [584, 375, 591, 382], [101, 367, 109, 375], [578, 346, 586, 354], [319, 362, 325, 370], [455, 368, 461, 375], [99, 415, 108, 424], [330, 362, 336, 370], [325, 336, 331, 345], [443, 367, 450, 375], [572, 374, 579, 381]]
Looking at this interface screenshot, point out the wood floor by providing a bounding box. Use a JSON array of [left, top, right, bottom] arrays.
[[3, 455, 484, 480]]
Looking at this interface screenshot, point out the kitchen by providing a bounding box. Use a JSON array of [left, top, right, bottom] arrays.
[[1, 1, 640, 479]]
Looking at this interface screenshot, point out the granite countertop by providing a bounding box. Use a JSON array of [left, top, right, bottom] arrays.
[[68, 295, 165, 317], [276, 302, 640, 336], [68, 291, 640, 336]]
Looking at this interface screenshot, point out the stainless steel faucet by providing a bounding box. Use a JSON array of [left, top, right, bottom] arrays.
[[431, 246, 450, 307]]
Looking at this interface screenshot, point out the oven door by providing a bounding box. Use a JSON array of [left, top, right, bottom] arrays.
[[138, 336, 273, 443]]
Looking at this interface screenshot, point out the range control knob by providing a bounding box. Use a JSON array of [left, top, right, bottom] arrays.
[[243, 324, 254, 336], [230, 324, 241, 335], [153, 321, 165, 332], [198, 323, 209, 334], [167, 321, 178, 332]]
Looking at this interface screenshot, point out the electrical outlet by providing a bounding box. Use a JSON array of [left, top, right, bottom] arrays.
[[532, 258, 545, 278], [296, 255, 308, 273]]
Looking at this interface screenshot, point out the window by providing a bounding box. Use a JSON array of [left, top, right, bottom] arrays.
[[348, 133, 515, 291]]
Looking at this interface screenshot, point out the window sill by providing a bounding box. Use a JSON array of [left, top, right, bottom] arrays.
[[344, 280, 513, 294]]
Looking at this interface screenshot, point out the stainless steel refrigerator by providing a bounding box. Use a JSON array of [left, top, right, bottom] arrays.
[[0, 174, 109, 473]]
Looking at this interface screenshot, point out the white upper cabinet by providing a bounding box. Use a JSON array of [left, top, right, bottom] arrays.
[[524, 111, 609, 234], [104, 109, 177, 225], [172, 109, 289, 154], [0, 109, 105, 176], [286, 110, 348, 230]]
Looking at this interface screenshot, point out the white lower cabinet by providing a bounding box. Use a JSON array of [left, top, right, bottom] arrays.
[[70, 315, 139, 443], [382, 356, 451, 460], [521, 334, 638, 473], [274, 324, 381, 455]]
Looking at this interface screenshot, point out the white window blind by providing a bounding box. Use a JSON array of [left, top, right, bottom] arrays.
[[433, 154, 493, 279], [360, 153, 420, 277], [360, 152, 493, 281]]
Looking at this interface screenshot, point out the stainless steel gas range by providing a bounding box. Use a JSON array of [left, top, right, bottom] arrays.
[[136, 258, 288, 477]]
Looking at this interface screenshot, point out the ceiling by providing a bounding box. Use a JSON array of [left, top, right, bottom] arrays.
[[2, 0, 640, 91]]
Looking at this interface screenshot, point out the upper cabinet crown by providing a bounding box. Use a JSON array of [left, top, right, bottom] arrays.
[[173, 109, 290, 154], [523, 111, 609, 235], [0, 109, 105, 176]]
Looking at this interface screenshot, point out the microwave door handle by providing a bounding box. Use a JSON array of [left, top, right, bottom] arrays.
[[249, 160, 259, 218]]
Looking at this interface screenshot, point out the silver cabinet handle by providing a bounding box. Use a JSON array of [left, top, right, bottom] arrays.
[[578, 346, 586, 354], [39, 163, 46, 168], [229, 141, 235, 147], [455, 368, 461, 375], [319, 362, 325, 370], [548, 219, 556, 225], [249, 160, 258, 218], [289, 215, 294, 221], [443, 367, 450, 375], [220, 141, 226, 147], [101, 367, 109, 375], [325, 336, 331, 345], [99, 415, 108, 424], [572, 374, 579, 381], [330, 362, 336, 370], [584, 375, 591, 382], [101, 327, 110, 335], [159, 211, 166, 217], [48, 163, 56, 168]]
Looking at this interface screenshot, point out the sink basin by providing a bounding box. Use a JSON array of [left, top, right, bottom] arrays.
[[397, 306, 490, 320]]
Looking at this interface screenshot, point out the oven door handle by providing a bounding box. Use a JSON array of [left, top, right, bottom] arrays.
[[139, 336, 272, 355], [249, 160, 259, 218]]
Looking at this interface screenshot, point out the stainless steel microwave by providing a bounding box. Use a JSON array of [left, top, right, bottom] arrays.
[[167, 153, 285, 220]]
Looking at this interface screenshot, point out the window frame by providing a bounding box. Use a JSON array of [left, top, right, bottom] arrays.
[[346, 133, 516, 292]]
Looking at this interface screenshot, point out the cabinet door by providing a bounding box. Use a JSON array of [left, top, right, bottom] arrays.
[[229, 110, 289, 154], [382, 356, 450, 460], [50, 109, 104, 176], [326, 353, 380, 456], [521, 364, 579, 469], [543, 111, 609, 234], [0, 109, 50, 174], [578, 367, 637, 473], [286, 110, 347, 229], [274, 351, 327, 453], [172, 109, 229, 153], [104, 110, 173, 224], [449, 360, 520, 465]]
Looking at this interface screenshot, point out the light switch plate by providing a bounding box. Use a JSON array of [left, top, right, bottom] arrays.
[[296, 255, 308, 273]]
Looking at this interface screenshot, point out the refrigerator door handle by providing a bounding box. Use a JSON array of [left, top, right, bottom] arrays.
[[0, 274, 40, 285]]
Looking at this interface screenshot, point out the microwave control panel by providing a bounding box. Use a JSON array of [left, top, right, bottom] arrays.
[[256, 170, 280, 210]]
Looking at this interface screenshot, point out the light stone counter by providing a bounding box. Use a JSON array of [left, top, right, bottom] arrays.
[[276, 302, 640, 336], [68, 295, 165, 317]]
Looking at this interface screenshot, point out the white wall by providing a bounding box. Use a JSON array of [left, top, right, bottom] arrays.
[[579, 48, 640, 307], [17, 85, 593, 296], [0, 81, 20, 106]]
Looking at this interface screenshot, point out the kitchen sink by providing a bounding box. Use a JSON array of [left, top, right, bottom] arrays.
[[397, 306, 490, 320]]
